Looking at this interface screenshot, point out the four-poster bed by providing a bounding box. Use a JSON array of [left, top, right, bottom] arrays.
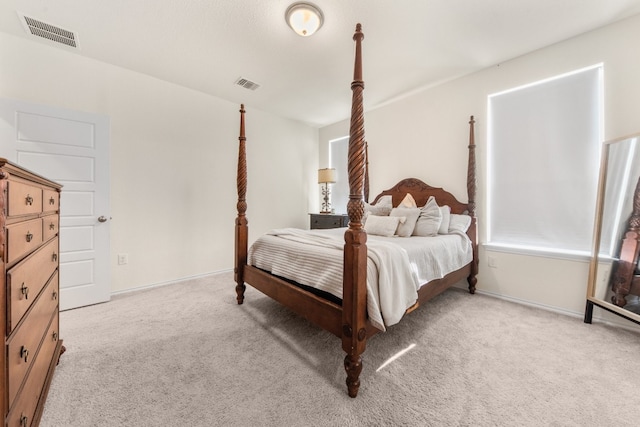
[[234, 24, 478, 398]]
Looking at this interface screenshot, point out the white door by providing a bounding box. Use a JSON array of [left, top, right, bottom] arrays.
[[0, 98, 110, 310]]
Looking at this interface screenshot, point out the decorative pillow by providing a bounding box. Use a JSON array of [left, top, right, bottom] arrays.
[[364, 202, 392, 218], [449, 214, 472, 233], [399, 193, 417, 208], [413, 196, 442, 237], [438, 205, 451, 234], [390, 207, 420, 237], [364, 214, 404, 237], [373, 194, 393, 207]]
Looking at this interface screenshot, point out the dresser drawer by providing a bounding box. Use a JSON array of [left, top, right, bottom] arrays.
[[7, 180, 43, 217], [42, 188, 59, 213], [7, 275, 60, 408], [42, 214, 59, 241], [6, 313, 59, 427], [6, 218, 43, 265], [7, 238, 59, 332], [310, 214, 349, 229]]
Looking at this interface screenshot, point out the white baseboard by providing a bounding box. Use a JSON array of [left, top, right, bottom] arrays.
[[476, 289, 640, 333], [111, 269, 233, 297], [475, 289, 583, 318]]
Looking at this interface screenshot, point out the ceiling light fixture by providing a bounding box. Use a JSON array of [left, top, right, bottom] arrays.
[[285, 2, 324, 37]]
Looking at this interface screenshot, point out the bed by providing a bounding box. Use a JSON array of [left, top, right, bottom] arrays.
[[233, 24, 478, 398]]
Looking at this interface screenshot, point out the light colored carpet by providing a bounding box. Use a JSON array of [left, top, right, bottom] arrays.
[[41, 272, 640, 427]]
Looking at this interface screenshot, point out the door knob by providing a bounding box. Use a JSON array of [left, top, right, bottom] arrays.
[[98, 216, 108, 223]]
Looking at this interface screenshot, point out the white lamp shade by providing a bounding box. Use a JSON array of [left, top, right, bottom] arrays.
[[318, 168, 336, 184], [285, 3, 324, 37]]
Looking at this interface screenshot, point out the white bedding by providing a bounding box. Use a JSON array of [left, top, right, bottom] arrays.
[[248, 227, 472, 331]]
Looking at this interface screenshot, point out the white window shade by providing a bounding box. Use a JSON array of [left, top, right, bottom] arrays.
[[330, 136, 349, 214], [487, 65, 603, 256]]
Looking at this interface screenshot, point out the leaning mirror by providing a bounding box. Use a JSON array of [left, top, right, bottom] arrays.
[[585, 133, 640, 325]]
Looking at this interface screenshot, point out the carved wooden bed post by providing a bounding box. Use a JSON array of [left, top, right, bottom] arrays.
[[235, 104, 248, 304], [342, 23, 368, 399], [466, 115, 478, 294]]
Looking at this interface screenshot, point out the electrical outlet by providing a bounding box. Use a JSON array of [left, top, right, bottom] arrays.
[[117, 253, 129, 265], [488, 256, 497, 268]]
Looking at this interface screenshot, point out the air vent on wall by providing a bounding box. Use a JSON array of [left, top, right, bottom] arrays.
[[18, 12, 79, 48], [235, 77, 260, 91]]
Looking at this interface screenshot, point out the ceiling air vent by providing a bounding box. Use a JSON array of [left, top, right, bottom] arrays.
[[235, 77, 260, 91], [18, 13, 79, 48]]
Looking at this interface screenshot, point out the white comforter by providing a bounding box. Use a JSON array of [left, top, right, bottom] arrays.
[[248, 227, 472, 331]]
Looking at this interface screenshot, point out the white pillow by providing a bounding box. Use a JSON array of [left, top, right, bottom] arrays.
[[373, 195, 392, 207], [399, 193, 417, 208], [413, 196, 442, 237], [449, 214, 472, 233], [364, 202, 392, 218], [364, 215, 404, 237], [390, 207, 420, 237], [438, 205, 451, 234]]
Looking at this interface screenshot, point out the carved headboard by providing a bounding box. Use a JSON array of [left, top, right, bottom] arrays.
[[370, 178, 470, 215]]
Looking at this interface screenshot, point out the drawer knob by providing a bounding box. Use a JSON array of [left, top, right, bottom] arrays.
[[26, 232, 33, 242], [52, 331, 58, 341], [20, 283, 29, 300], [25, 194, 33, 205], [20, 346, 29, 363], [49, 196, 56, 205], [20, 415, 28, 427], [52, 291, 58, 300], [52, 252, 58, 262], [50, 222, 56, 230]]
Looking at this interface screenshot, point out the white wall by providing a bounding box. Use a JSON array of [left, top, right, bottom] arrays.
[[0, 32, 318, 293], [320, 14, 640, 327]]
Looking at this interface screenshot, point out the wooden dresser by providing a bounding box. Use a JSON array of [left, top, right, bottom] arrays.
[[1, 159, 64, 427]]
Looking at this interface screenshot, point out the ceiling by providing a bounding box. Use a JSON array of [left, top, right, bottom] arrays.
[[2, 1, 640, 127]]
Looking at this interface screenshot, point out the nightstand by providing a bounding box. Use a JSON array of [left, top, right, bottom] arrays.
[[309, 213, 349, 229]]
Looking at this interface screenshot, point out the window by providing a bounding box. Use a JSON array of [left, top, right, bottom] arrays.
[[329, 136, 349, 214], [487, 65, 603, 258]]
